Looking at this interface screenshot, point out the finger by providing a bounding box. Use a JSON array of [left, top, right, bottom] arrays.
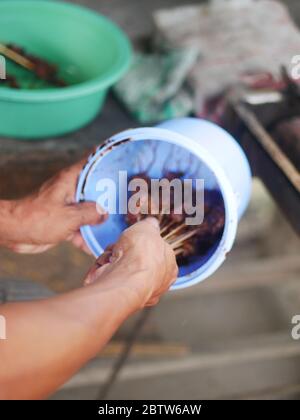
[[96, 246, 114, 266], [83, 251, 114, 286], [84, 260, 106, 286], [12, 243, 54, 254], [163, 244, 178, 288], [109, 246, 124, 264], [70, 202, 108, 228], [85, 244, 114, 278], [123, 217, 160, 238], [69, 231, 93, 255], [84, 264, 108, 286], [145, 297, 160, 307], [143, 217, 160, 230]]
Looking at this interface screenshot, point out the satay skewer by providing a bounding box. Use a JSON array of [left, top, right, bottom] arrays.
[[159, 219, 177, 235], [0, 42, 67, 87], [168, 227, 200, 250], [174, 247, 185, 256], [162, 222, 187, 241], [0, 42, 34, 71]]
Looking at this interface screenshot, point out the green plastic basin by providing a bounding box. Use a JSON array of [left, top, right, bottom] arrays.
[[0, 0, 131, 139]]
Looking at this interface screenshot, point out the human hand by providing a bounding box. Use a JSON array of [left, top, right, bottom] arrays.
[[84, 218, 178, 309], [2, 158, 107, 253]]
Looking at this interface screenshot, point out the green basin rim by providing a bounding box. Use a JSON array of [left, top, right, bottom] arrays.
[[0, 0, 132, 103]]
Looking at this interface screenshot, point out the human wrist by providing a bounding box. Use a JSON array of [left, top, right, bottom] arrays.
[[77, 280, 141, 338], [0, 199, 21, 247], [0, 195, 42, 247]]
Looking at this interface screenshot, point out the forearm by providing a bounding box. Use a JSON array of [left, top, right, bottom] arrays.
[[0, 270, 141, 400]]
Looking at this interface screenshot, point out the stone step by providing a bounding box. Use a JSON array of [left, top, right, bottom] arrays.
[[52, 332, 300, 399]]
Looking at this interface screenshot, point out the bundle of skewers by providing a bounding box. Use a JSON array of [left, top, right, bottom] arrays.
[[125, 172, 225, 265], [0, 42, 67, 88]]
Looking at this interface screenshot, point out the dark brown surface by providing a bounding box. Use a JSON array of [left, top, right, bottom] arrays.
[[223, 99, 300, 235], [272, 117, 300, 171]]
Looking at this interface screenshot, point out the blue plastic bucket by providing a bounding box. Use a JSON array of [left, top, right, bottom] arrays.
[[76, 118, 252, 290]]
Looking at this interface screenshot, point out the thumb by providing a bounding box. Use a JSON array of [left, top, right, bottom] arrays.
[[143, 217, 160, 230], [71, 202, 108, 227]]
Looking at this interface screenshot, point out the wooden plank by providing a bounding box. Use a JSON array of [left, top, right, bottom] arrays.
[[224, 98, 300, 235], [233, 100, 300, 192]]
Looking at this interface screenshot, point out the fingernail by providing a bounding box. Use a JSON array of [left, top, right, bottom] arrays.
[[96, 204, 108, 216], [109, 249, 123, 264]]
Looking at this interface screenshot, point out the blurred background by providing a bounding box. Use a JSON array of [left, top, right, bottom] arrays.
[[0, 0, 300, 400]]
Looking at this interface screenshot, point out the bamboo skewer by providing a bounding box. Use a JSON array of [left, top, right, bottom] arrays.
[[0, 42, 66, 87], [174, 247, 185, 256], [162, 222, 186, 241], [167, 227, 200, 250], [125, 175, 225, 263], [160, 220, 177, 235], [0, 43, 34, 71]]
